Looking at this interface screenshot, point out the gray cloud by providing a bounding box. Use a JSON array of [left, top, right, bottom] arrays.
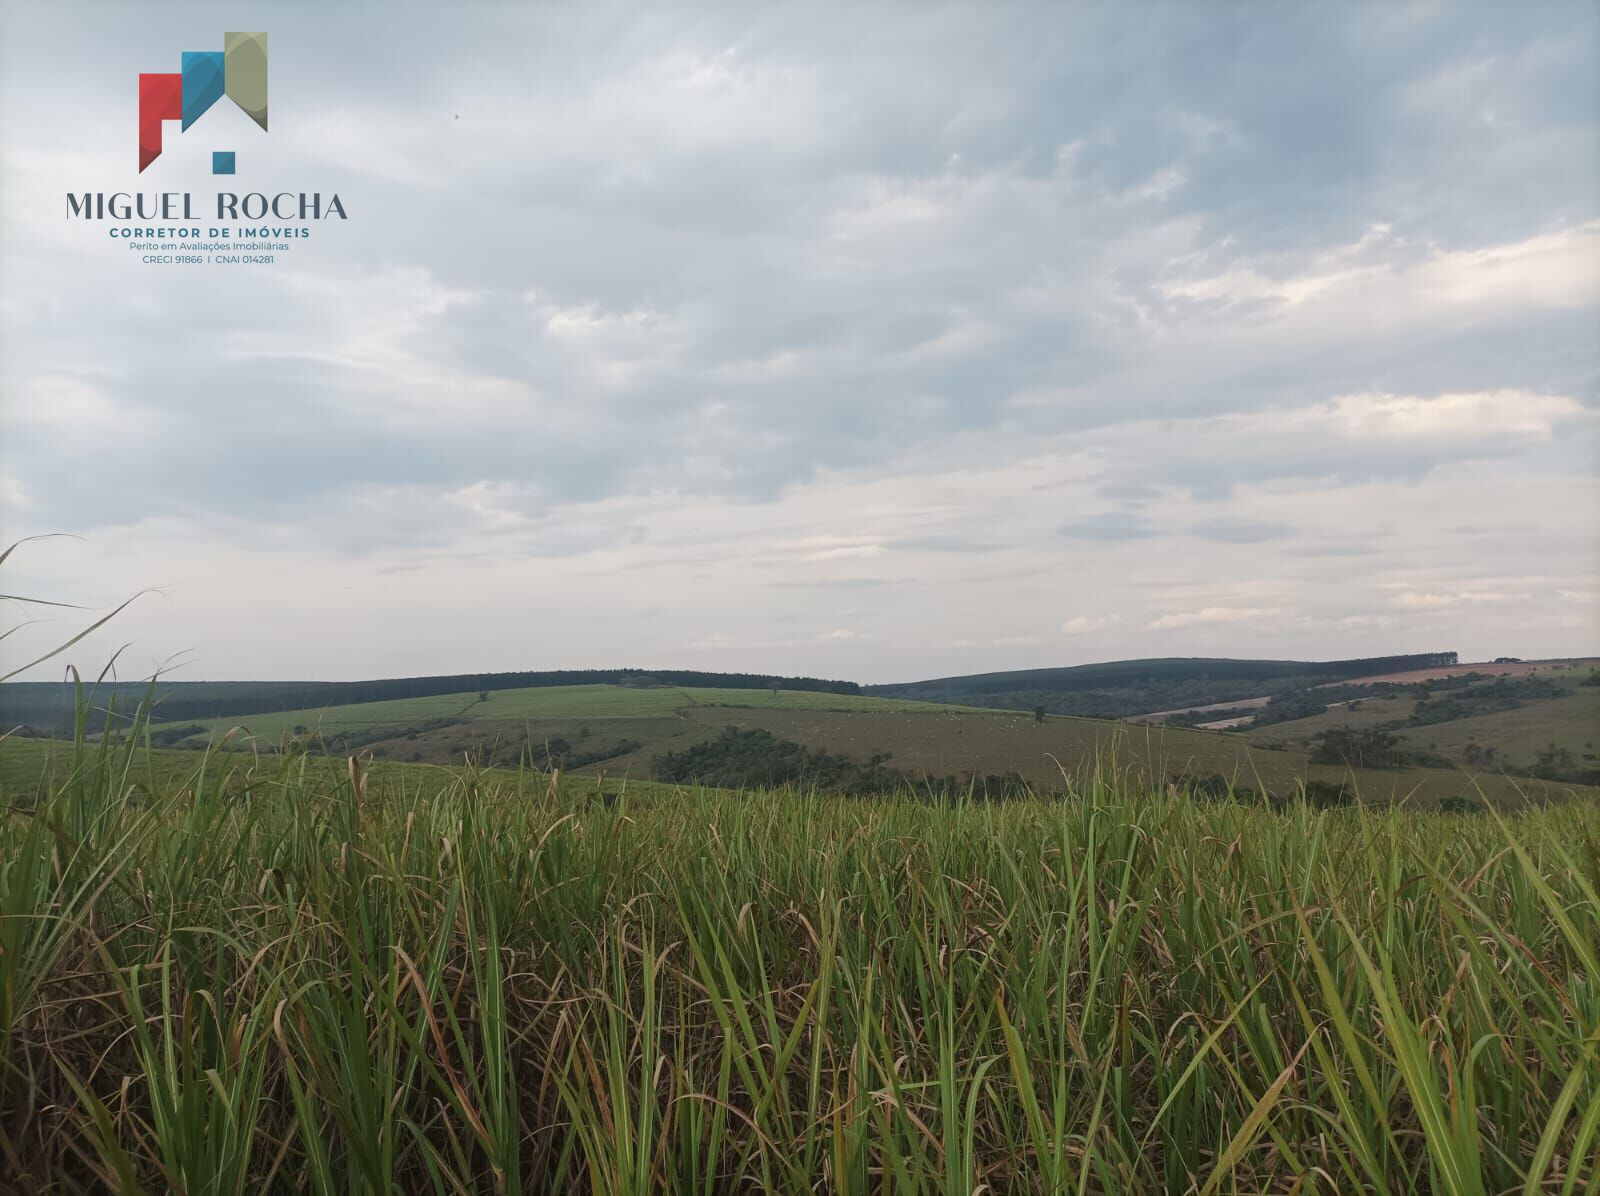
[[1, 1, 1596, 679], [1058, 512, 1158, 542], [1188, 520, 1295, 544]]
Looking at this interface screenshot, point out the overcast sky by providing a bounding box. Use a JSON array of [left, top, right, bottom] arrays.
[[1, 2, 1596, 684]]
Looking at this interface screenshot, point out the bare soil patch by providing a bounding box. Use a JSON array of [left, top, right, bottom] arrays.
[[1332, 659, 1598, 687]]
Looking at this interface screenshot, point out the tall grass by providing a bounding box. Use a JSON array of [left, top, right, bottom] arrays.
[[1, 711, 1597, 1193]]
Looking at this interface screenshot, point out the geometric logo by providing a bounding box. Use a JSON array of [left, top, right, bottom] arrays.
[[139, 32, 268, 173]]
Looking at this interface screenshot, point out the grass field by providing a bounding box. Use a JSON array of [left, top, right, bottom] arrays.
[[1245, 694, 1422, 746], [161, 684, 984, 745], [1397, 689, 1600, 771], [1246, 672, 1599, 774], [657, 706, 1593, 806], [128, 681, 1595, 807], [1331, 658, 1599, 686], [2, 725, 1597, 1193]]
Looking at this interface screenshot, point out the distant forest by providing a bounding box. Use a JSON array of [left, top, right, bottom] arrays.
[[0, 668, 861, 736]]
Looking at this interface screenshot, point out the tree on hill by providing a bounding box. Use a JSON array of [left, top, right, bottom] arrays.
[[653, 727, 1035, 799], [1310, 728, 1408, 769]]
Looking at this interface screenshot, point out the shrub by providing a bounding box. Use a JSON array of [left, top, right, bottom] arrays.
[[1310, 728, 1407, 769]]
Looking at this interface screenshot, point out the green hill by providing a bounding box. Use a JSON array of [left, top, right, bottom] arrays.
[[0, 668, 863, 736], [76, 680, 1593, 809], [150, 684, 982, 749], [1249, 674, 1599, 778], [12, 659, 1592, 809], [864, 653, 1459, 717]]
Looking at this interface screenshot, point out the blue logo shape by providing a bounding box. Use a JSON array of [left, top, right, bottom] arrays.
[[212, 150, 236, 174], [181, 51, 225, 130], [141, 32, 267, 172]]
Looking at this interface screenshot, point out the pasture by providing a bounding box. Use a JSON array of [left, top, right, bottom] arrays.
[[646, 705, 1591, 807], [97, 680, 1600, 807], [1248, 671, 1599, 776], [163, 683, 985, 746]]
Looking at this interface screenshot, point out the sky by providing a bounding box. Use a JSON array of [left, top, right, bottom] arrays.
[[1, 2, 1597, 685]]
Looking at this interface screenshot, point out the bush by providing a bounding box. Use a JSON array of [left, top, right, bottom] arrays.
[[656, 728, 1037, 799], [1310, 729, 1407, 769], [1298, 780, 1353, 809]]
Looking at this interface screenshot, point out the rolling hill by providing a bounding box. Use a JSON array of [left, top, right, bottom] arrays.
[[863, 653, 1461, 718], [65, 678, 1591, 808], [1245, 663, 1600, 782], [0, 668, 862, 736], [6, 653, 1594, 808]]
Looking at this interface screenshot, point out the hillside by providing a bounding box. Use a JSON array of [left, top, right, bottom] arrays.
[[1, 653, 1467, 733], [9, 653, 1592, 808], [595, 704, 1587, 807], [1246, 664, 1600, 783], [864, 653, 1460, 718], [0, 667, 861, 736], [71, 679, 1594, 808], [139, 684, 991, 775]]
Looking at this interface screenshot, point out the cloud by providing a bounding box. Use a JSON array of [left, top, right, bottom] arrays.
[[893, 535, 999, 554], [1, 2, 1596, 680], [1147, 607, 1280, 631], [1324, 390, 1581, 442], [1157, 222, 1600, 316], [1058, 512, 1158, 541], [1061, 615, 1119, 635], [1391, 590, 1524, 610], [1188, 519, 1295, 544]]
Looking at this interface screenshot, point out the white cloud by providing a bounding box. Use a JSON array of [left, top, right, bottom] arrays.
[[1158, 222, 1600, 315], [1326, 391, 1580, 442], [1392, 590, 1524, 609], [1061, 615, 1118, 634], [1147, 607, 1279, 631]]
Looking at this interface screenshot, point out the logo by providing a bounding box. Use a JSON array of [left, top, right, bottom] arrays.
[[139, 32, 268, 174]]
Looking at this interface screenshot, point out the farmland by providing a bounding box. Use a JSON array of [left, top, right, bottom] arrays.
[[1395, 689, 1598, 767], [2, 727, 1596, 1193], [1330, 659, 1595, 686], [863, 653, 1463, 719], [152, 683, 979, 743], [0, 669, 871, 738], [596, 705, 1588, 807], [95, 680, 1598, 807], [1246, 665, 1600, 779]]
